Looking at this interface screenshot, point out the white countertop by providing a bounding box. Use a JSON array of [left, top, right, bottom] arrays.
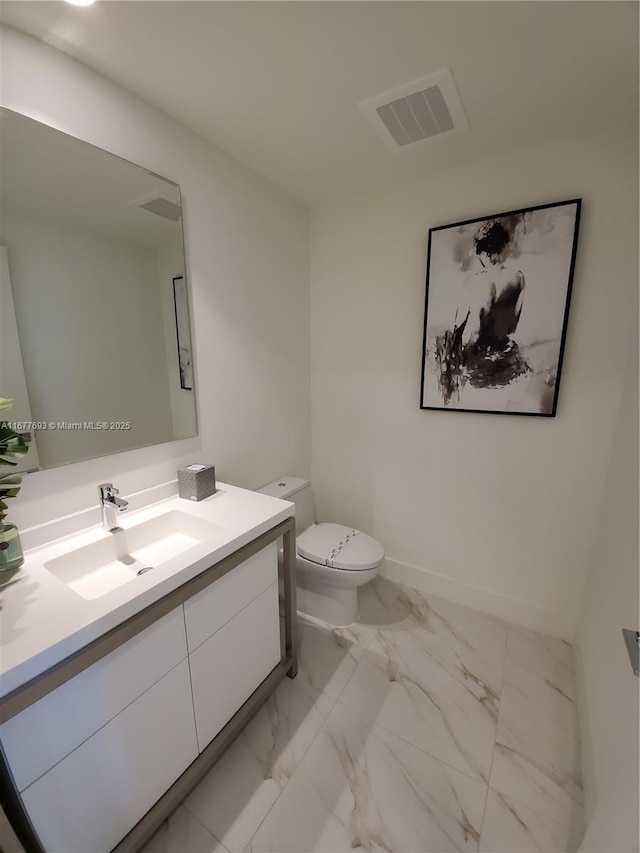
[[0, 481, 294, 699]]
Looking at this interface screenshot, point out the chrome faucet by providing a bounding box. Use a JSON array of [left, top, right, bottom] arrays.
[[98, 483, 129, 532]]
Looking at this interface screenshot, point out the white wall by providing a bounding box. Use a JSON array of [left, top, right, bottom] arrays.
[[310, 128, 638, 640], [575, 329, 639, 853], [1, 27, 310, 528]]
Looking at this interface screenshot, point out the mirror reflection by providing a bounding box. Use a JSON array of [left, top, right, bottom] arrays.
[[0, 109, 197, 471]]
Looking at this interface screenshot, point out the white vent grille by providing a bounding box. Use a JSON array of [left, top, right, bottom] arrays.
[[359, 69, 468, 152], [129, 192, 181, 221]]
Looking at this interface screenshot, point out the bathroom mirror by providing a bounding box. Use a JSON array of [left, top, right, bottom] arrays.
[[0, 109, 197, 471]]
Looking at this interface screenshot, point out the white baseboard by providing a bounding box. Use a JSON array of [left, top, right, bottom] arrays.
[[381, 558, 574, 641]]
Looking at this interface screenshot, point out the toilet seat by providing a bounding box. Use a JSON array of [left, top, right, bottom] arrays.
[[297, 523, 384, 571]]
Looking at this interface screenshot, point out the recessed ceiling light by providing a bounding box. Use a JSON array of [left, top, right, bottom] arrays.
[[64, 0, 96, 6]]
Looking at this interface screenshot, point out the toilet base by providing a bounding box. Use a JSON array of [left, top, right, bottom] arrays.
[[294, 553, 380, 627], [297, 581, 360, 626]]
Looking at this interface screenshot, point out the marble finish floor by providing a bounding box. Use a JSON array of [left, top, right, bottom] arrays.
[[143, 579, 583, 853]]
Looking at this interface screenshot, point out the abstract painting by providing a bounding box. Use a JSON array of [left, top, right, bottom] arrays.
[[420, 199, 581, 416]]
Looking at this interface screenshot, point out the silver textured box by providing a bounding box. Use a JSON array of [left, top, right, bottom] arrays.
[[177, 464, 217, 501]]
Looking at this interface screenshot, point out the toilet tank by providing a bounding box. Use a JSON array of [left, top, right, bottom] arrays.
[[256, 476, 315, 533]]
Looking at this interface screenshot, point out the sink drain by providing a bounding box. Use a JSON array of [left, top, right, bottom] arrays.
[[136, 567, 154, 576]]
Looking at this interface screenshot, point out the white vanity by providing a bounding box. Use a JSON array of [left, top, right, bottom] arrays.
[[0, 481, 297, 853]]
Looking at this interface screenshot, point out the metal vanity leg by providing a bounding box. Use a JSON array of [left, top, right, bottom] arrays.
[[282, 519, 298, 678]]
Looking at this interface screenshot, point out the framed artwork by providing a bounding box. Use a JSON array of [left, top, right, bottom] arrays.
[[172, 276, 194, 391], [420, 199, 581, 416]]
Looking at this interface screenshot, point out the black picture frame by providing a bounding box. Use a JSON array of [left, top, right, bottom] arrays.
[[172, 275, 194, 391], [420, 198, 581, 416]]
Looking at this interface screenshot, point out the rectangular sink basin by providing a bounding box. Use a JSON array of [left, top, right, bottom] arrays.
[[44, 510, 221, 600]]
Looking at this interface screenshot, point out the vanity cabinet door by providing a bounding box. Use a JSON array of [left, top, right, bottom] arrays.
[[0, 606, 188, 792], [184, 541, 278, 653], [20, 659, 198, 853], [190, 581, 280, 751]]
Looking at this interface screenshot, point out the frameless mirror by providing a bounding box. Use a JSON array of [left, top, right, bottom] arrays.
[[0, 109, 197, 471]]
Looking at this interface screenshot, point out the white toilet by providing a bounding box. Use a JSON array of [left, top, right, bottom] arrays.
[[257, 476, 384, 626]]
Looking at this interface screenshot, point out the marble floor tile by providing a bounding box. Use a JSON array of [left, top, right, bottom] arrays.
[[338, 624, 502, 782], [184, 677, 334, 853], [295, 616, 369, 700], [480, 789, 576, 852], [353, 577, 409, 636], [490, 742, 582, 833], [159, 585, 586, 853], [249, 702, 486, 852], [359, 575, 403, 615], [492, 660, 582, 819], [505, 626, 575, 701], [141, 805, 228, 853], [393, 586, 508, 662]]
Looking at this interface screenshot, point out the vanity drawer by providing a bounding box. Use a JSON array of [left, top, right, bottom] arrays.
[[184, 541, 278, 653], [190, 581, 280, 751], [20, 658, 198, 853], [0, 606, 187, 792]]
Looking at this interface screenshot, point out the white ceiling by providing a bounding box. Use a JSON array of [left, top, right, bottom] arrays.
[[1, 1, 638, 207]]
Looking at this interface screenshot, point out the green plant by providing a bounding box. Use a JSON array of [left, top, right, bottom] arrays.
[[0, 398, 29, 526]]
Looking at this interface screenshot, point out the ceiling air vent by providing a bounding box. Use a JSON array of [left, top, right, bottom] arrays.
[[130, 192, 181, 221], [359, 69, 468, 152]]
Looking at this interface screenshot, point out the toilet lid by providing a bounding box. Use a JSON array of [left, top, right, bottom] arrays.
[[297, 523, 384, 571]]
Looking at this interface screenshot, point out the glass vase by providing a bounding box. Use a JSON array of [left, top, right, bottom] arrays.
[[0, 522, 24, 572]]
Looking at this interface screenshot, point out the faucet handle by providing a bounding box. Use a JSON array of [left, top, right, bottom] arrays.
[[99, 483, 116, 500]]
